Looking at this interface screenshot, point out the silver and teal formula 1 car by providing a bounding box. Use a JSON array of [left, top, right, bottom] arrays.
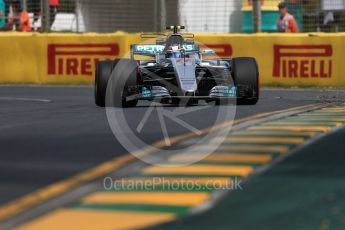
[[95, 26, 259, 107]]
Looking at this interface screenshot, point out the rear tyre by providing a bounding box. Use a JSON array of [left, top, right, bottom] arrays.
[[232, 57, 259, 105], [95, 61, 113, 107]]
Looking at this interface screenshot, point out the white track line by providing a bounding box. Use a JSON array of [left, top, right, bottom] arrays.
[[0, 97, 52, 103]]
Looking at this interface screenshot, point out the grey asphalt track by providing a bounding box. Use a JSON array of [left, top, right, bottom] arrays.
[[0, 85, 344, 206]]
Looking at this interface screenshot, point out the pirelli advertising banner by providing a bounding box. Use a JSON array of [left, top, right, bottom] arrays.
[[195, 33, 340, 86], [0, 32, 127, 84], [0, 32, 344, 86]]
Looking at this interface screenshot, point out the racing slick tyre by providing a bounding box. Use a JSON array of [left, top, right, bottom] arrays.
[[95, 61, 113, 107], [110, 59, 138, 108], [232, 57, 259, 105]]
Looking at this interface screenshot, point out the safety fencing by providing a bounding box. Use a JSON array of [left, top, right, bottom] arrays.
[[2, 0, 345, 33], [0, 32, 345, 86]]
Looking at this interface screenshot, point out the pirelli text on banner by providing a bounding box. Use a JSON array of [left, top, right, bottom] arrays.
[[47, 44, 120, 76], [273, 45, 333, 79]]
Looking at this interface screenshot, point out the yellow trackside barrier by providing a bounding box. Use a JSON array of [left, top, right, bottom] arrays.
[[195, 33, 345, 87], [1, 32, 345, 86], [0, 32, 127, 84]]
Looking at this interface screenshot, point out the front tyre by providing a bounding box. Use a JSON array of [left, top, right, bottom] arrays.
[[110, 59, 138, 108], [95, 61, 113, 107], [232, 57, 259, 105]]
